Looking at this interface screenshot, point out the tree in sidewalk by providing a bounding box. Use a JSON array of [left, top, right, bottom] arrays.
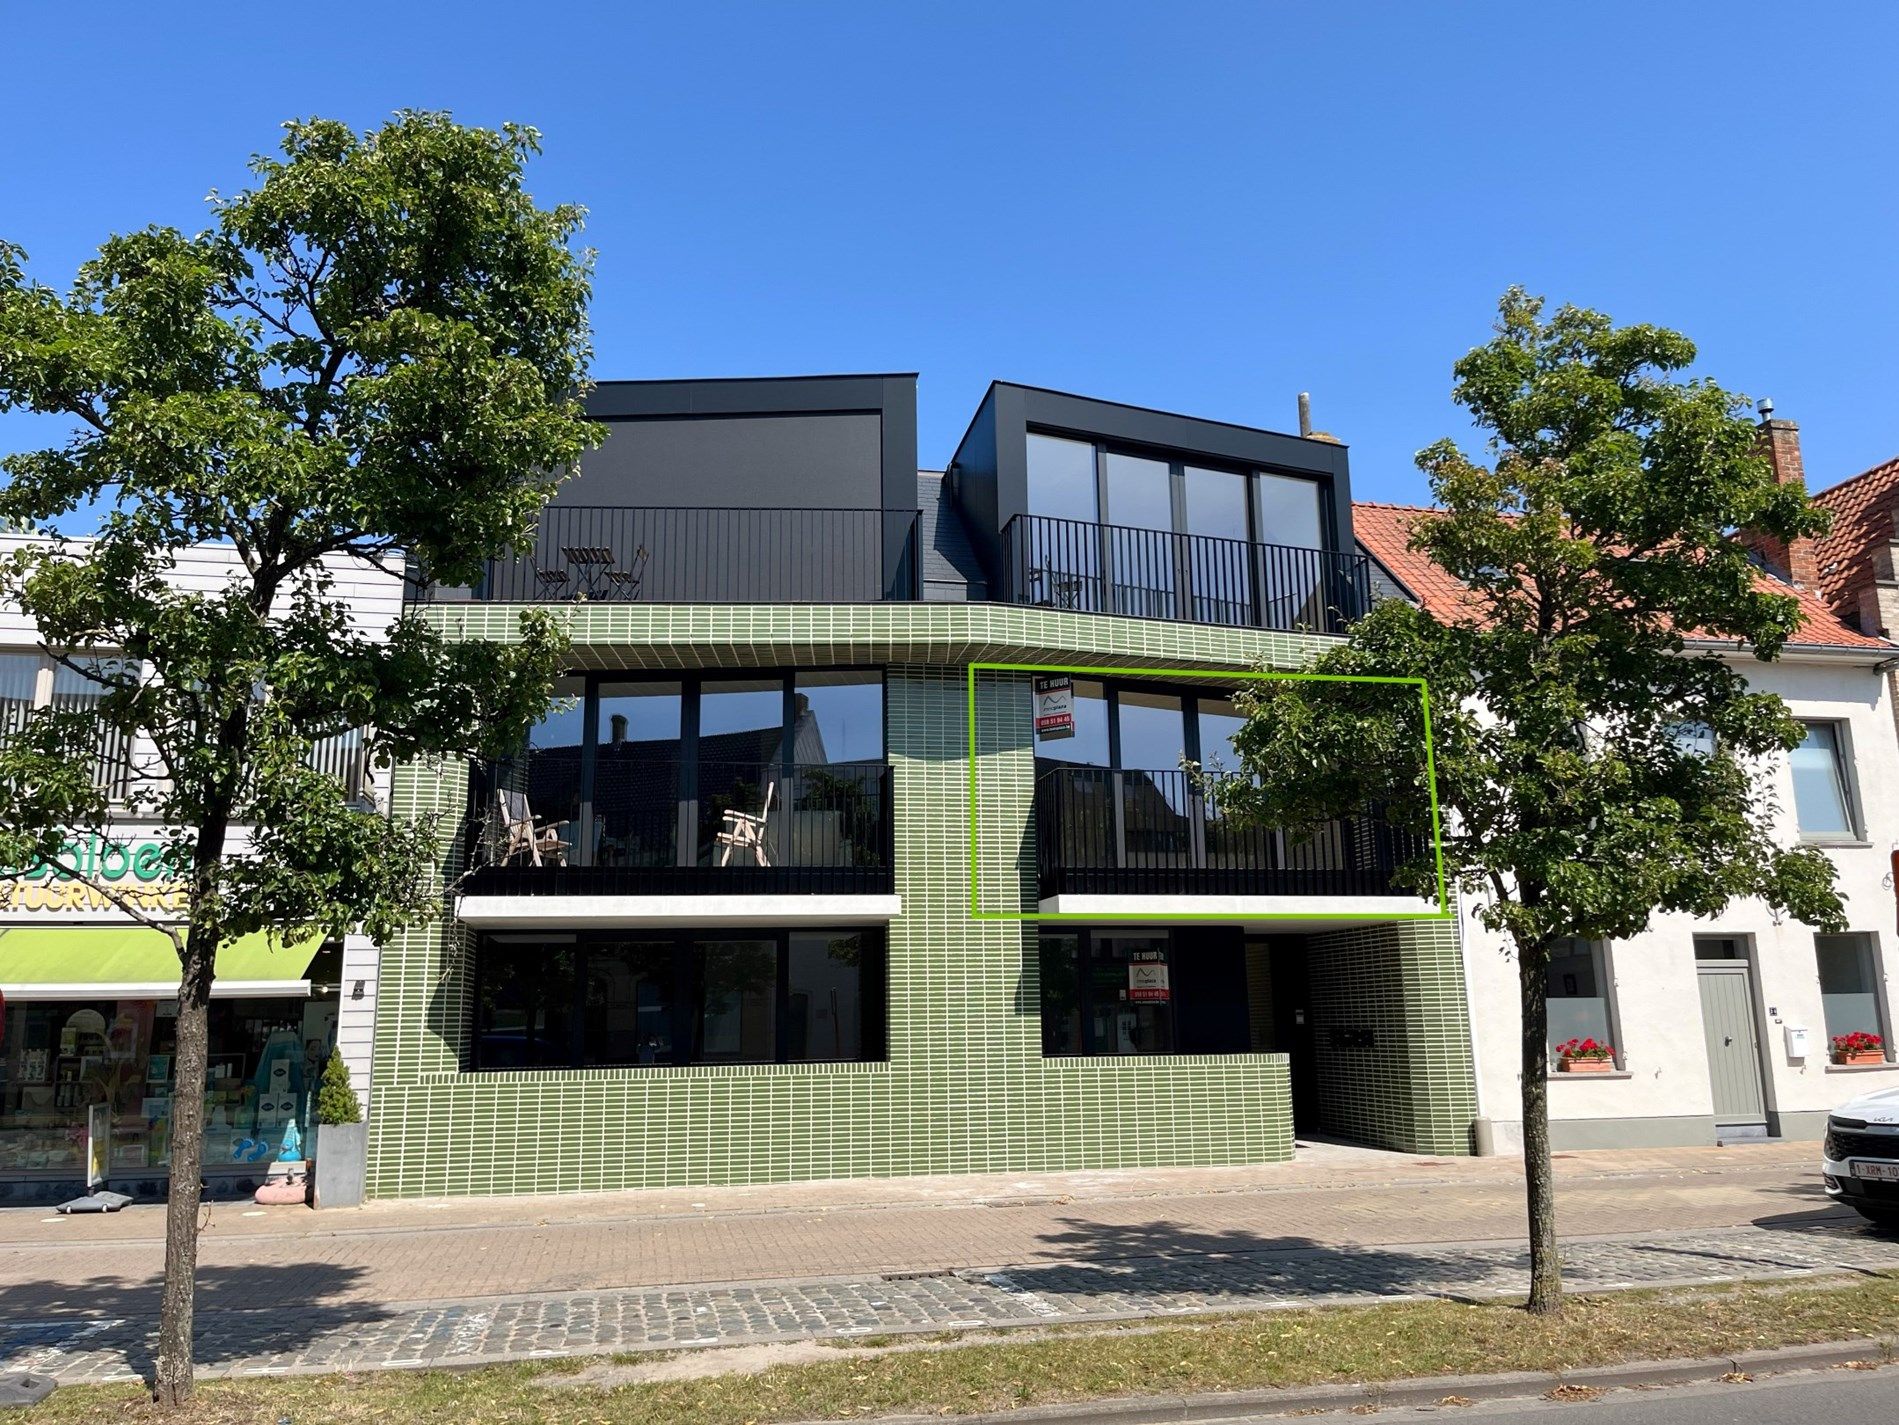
[[1214, 289, 1844, 1316], [0, 112, 598, 1404]]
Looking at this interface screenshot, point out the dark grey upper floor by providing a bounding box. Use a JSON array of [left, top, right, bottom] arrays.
[[441, 373, 1368, 632]]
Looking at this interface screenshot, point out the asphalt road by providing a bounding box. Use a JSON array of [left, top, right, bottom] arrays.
[[1239, 1365, 1899, 1422]]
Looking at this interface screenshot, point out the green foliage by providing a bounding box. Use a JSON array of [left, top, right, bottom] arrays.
[[316, 1045, 362, 1126], [1220, 288, 1846, 956], [0, 111, 598, 949]]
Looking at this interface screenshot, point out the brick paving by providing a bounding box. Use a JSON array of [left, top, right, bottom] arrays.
[[5, 1219, 1898, 1384], [1, 1142, 1886, 1385]]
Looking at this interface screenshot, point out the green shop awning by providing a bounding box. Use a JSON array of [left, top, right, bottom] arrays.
[[0, 925, 325, 1001]]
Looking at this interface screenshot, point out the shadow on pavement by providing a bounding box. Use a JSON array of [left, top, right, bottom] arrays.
[[0, 1261, 389, 1383], [1023, 1215, 1500, 1301]]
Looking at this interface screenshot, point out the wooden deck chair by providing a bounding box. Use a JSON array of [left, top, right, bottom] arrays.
[[496, 788, 570, 867], [715, 781, 776, 866]]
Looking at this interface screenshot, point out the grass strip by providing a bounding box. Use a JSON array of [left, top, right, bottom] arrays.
[[20, 1273, 1899, 1424]]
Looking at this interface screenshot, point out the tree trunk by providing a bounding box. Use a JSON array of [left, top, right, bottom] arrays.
[[152, 817, 229, 1408], [1517, 938, 1562, 1316]]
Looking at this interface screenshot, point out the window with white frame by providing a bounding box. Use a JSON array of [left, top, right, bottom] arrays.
[[1546, 938, 1620, 1069], [1790, 721, 1859, 840], [1814, 933, 1890, 1057]]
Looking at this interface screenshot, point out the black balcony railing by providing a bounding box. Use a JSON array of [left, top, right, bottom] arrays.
[[463, 754, 894, 897], [423, 506, 920, 604], [1000, 514, 1370, 633], [1034, 763, 1423, 899]]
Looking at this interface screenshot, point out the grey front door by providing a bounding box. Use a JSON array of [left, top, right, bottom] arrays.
[[1697, 963, 1767, 1126]]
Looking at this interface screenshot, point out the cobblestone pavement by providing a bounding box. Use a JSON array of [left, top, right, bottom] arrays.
[[5, 1217, 1898, 1385]]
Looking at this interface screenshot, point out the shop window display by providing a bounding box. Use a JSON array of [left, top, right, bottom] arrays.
[[0, 997, 334, 1180]]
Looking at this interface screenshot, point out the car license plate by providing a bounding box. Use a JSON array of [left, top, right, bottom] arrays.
[[1854, 1160, 1899, 1181]]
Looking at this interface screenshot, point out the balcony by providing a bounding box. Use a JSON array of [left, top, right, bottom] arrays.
[[1034, 764, 1429, 919], [424, 506, 920, 604], [1000, 513, 1370, 633], [458, 755, 897, 926]]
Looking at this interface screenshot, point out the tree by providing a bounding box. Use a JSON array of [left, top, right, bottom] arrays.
[[316, 1046, 362, 1127], [0, 112, 598, 1404], [1216, 290, 1845, 1315]]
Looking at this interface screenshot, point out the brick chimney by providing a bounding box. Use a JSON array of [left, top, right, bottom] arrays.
[[1747, 414, 1822, 589]]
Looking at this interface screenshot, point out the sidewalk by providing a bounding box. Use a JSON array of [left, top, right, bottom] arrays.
[[4, 1140, 1878, 1385]]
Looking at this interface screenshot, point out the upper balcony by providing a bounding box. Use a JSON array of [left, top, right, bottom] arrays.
[[457, 752, 897, 927], [999, 513, 1371, 633], [1034, 763, 1431, 921], [421, 505, 921, 605]]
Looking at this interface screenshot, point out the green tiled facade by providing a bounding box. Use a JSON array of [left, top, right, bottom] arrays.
[[1306, 921, 1477, 1154], [363, 603, 1473, 1196]]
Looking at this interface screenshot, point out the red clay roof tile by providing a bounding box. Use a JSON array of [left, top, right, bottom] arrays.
[[1352, 500, 1889, 651]]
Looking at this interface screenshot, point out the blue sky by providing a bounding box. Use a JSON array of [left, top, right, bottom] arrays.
[[4, 2, 1896, 502]]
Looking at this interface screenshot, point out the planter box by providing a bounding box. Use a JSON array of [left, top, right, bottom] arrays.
[[312, 1122, 367, 1209], [1559, 1057, 1616, 1073], [1833, 1050, 1887, 1067]]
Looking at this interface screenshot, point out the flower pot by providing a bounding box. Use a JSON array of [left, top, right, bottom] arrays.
[[1559, 1057, 1615, 1073], [1833, 1050, 1887, 1067], [312, 1121, 367, 1209]]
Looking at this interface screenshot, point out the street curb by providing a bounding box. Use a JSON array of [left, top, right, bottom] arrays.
[[871, 1337, 1897, 1424]]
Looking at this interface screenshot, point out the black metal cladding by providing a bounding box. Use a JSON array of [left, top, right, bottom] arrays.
[[465, 754, 894, 897], [435, 506, 920, 604], [1034, 764, 1421, 899], [1000, 514, 1371, 633]]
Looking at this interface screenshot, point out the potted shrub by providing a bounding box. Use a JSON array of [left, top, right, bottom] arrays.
[[312, 1047, 367, 1209], [1831, 1031, 1886, 1067], [1555, 1037, 1616, 1073]]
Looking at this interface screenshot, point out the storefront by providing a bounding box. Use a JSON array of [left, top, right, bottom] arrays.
[[0, 848, 335, 1203]]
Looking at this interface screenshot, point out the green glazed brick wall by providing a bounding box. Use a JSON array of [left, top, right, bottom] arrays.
[[366, 607, 1309, 1198], [1305, 920, 1478, 1155]]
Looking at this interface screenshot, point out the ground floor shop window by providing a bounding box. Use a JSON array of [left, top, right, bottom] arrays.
[[1815, 933, 1890, 1054], [472, 928, 886, 1069], [1546, 938, 1620, 1069], [0, 997, 333, 1178], [1038, 927, 1249, 1057]]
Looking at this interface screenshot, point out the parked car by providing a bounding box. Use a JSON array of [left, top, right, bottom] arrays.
[[1823, 1085, 1899, 1227]]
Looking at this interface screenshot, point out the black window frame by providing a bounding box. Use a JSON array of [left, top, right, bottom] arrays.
[[1025, 425, 1338, 555], [469, 927, 888, 1071], [506, 666, 888, 870]]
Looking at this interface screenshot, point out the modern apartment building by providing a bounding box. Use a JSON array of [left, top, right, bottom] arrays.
[[368, 375, 1472, 1199]]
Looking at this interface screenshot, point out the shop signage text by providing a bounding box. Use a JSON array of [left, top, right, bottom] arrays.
[[0, 836, 188, 916]]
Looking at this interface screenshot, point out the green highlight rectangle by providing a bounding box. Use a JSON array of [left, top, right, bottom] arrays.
[[965, 661, 1452, 923]]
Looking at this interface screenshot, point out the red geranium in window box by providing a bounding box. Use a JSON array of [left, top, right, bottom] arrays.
[[1831, 1032, 1886, 1066], [1555, 1037, 1616, 1072]]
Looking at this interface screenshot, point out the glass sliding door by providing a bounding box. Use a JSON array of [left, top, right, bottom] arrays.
[[1115, 690, 1190, 868], [591, 680, 683, 867], [791, 671, 885, 869], [1101, 452, 1177, 618], [1025, 433, 1103, 610], [1183, 466, 1253, 625], [1253, 474, 1328, 630], [697, 678, 786, 867]]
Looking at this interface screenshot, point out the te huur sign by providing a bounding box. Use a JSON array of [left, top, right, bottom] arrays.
[[1034, 674, 1074, 741], [0, 836, 188, 917]]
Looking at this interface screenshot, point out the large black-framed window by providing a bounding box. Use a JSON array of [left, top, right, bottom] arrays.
[[471, 928, 888, 1070], [1026, 429, 1336, 554], [503, 667, 886, 870], [1038, 927, 1249, 1058]]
